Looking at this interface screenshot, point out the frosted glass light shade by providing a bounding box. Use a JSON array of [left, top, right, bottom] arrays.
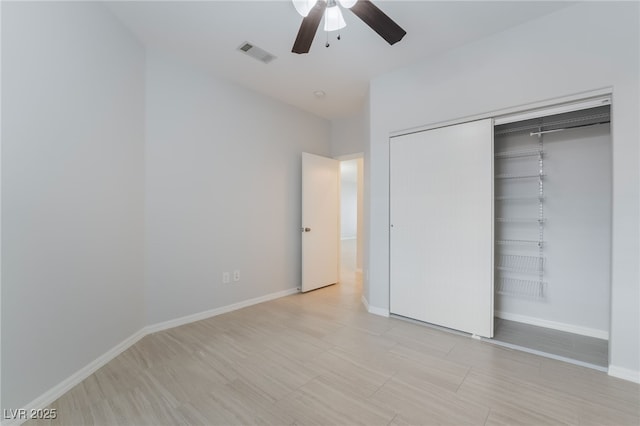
[[292, 0, 318, 17], [324, 5, 346, 31], [338, 0, 357, 8]]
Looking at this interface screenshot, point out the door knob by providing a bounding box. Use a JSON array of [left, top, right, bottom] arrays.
[[302, 227, 311, 232]]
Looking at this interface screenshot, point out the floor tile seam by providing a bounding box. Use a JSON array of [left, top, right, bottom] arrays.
[[464, 366, 598, 407], [216, 378, 293, 415], [454, 365, 473, 394], [568, 391, 640, 417], [270, 380, 370, 426], [193, 386, 273, 422], [518, 374, 628, 406], [454, 374, 583, 425], [386, 345, 468, 375], [389, 342, 457, 363], [456, 395, 575, 426], [267, 366, 325, 407], [366, 371, 396, 400], [310, 348, 377, 377], [481, 407, 492, 426], [386, 412, 399, 426], [348, 323, 397, 338], [48, 390, 160, 425], [51, 378, 169, 416]]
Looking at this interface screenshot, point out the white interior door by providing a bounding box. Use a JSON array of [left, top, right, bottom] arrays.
[[389, 119, 494, 337], [301, 152, 339, 292]]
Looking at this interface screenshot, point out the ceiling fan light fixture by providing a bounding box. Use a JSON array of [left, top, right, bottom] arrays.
[[324, 5, 346, 32], [291, 0, 406, 54], [292, 0, 318, 17], [338, 0, 357, 8]]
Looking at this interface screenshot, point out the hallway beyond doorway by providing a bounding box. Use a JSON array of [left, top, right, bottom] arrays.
[[339, 238, 361, 301]]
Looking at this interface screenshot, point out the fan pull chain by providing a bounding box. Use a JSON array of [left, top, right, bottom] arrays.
[[325, 30, 330, 48]]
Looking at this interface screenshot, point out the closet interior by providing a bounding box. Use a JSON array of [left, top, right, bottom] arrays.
[[492, 103, 612, 368]]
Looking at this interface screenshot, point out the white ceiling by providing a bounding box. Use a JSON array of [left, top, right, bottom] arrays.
[[107, 1, 571, 120]]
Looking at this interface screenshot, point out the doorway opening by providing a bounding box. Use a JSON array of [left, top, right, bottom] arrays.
[[339, 157, 363, 290]]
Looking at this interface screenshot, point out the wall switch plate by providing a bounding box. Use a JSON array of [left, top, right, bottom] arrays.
[[233, 270, 240, 282], [223, 272, 230, 284]]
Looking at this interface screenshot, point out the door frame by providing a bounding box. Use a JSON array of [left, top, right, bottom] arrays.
[[335, 152, 364, 279]]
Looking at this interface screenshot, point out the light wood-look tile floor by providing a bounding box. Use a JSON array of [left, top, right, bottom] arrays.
[[27, 242, 639, 425]]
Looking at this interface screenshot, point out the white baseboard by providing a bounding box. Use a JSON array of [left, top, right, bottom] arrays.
[[3, 328, 147, 426], [495, 311, 609, 340], [368, 305, 390, 317], [146, 288, 299, 334], [3, 287, 300, 426], [608, 365, 640, 383]]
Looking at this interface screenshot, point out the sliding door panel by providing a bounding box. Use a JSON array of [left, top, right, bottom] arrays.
[[390, 119, 494, 337]]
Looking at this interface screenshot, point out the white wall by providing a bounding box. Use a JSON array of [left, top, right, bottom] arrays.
[[1, 2, 145, 411], [145, 50, 331, 325], [331, 108, 366, 158], [367, 2, 639, 376]]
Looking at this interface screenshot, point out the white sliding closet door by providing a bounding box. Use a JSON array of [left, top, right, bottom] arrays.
[[390, 119, 494, 337]]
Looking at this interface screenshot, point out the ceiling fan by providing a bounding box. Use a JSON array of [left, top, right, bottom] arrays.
[[291, 0, 406, 54]]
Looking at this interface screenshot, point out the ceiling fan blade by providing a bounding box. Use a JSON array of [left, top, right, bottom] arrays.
[[292, 1, 327, 54], [350, 0, 406, 45]]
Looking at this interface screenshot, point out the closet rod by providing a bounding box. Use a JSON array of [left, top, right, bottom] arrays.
[[529, 121, 609, 137], [496, 112, 610, 136]]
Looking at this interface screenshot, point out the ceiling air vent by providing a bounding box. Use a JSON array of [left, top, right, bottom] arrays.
[[237, 42, 276, 64]]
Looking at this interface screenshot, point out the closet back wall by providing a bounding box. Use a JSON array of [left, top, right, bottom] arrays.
[[367, 2, 639, 377], [495, 124, 612, 337]]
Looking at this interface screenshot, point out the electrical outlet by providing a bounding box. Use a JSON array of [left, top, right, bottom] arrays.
[[222, 272, 230, 284], [233, 270, 240, 282]]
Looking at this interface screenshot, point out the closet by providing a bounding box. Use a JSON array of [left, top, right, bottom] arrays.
[[492, 103, 611, 368], [389, 97, 612, 368]]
